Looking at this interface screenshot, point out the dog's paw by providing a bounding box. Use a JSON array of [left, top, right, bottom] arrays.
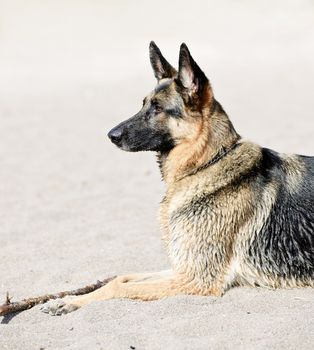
[[40, 297, 79, 316]]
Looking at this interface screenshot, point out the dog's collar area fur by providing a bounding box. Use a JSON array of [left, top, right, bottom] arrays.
[[183, 141, 240, 179]]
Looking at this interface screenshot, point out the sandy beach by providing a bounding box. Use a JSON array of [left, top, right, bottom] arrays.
[[0, 1, 313, 349]]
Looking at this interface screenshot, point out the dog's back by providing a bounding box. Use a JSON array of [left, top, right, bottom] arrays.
[[245, 149, 314, 286]]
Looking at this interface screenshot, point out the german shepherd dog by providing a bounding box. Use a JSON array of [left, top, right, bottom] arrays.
[[43, 42, 314, 315]]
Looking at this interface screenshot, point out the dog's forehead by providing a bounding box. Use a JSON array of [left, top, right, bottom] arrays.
[[154, 79, 173, 93], [148, 78, 177, 101]]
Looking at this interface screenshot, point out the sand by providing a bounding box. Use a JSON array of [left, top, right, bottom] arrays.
[[0, 0, 313, 349]]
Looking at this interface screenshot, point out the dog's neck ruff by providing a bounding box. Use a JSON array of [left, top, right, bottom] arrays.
[[182, 142, 240, 179]]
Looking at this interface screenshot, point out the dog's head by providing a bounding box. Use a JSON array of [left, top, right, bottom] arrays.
[[108, 42, 215, 153]]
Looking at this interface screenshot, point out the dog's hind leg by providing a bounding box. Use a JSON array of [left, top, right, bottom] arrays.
[[41, 270, 186, 315]]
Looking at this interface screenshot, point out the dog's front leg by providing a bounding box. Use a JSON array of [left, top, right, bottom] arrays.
[[41, 270, 185, 315]]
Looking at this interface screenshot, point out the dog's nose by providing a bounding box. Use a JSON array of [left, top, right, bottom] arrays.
[[108, 126, 123, 144]]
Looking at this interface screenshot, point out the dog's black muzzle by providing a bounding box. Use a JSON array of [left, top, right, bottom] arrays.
[[108, 113, 174, 152]]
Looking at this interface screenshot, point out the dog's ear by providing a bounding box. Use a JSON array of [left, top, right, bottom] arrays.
[[149, 41, 177, 81], [178, 43, 212, 104]]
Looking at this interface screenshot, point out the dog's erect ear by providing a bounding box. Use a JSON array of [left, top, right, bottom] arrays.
[[178, 43, 211, 101], [149, 41, 177, 81]]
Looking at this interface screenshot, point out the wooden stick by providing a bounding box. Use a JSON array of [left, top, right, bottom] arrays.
[[0, 276, 116, 316]]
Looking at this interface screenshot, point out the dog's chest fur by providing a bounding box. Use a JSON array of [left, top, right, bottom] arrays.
[[159, 142, 262, 289]]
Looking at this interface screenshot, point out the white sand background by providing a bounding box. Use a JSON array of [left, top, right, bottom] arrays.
[[0, 0, 313, 349]]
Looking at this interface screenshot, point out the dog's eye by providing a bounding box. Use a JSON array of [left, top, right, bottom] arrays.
[[154, 105, 163, 114]]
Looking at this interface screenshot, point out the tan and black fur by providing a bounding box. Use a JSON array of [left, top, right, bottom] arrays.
[[42, 42, 314, 315]]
